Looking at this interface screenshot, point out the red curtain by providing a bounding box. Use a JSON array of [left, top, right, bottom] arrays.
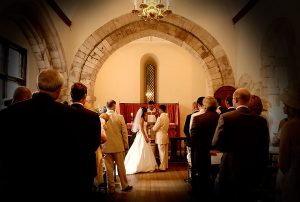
[[119, 103, 180, 137]]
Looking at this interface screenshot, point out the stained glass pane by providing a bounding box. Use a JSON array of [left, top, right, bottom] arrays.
[[145, 64, 155, 102]]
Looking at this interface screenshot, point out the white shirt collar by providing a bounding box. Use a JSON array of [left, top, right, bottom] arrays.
[[236, 105, 248, 109], [72, 102, 84, 106]]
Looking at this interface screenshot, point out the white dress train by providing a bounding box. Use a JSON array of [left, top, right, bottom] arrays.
[[125, 123, 158, 174]]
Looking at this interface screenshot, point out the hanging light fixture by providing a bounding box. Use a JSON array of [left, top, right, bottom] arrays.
[[132, 0, 172, 21]]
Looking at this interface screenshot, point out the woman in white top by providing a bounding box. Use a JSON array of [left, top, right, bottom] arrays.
[[124, 107, 158, 174]]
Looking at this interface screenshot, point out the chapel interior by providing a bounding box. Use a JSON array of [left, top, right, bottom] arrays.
[[0, 0, 299, 201]]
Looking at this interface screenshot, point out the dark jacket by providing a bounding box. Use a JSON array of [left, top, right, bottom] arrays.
[[212, 106, 269, 200], [184, 110, 199, 147], [0, 93, 99, 198], [71, 103, 100, 178], [190, 110, 220, 173]]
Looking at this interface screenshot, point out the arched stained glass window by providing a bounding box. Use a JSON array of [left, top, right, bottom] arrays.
[[145, 64, 156, 102]]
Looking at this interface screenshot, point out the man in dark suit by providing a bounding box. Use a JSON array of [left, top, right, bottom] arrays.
[[190, 96, 220, 200], [0, 69, 88, 199], [216, 97, 226, 114], [224, 96, 235, 113], [183, 101, 198, 182], [212, 88, 269, 202], [183, 101, 198, 148], [70, 82, 101, 195]]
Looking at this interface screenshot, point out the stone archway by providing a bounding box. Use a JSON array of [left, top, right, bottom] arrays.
[[70, 13, 235, 104], [1, 0, 68, 100]]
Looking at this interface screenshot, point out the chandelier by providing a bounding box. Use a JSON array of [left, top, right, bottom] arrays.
[[132, 0, 172, 21]]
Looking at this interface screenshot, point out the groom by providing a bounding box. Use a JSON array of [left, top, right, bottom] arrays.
[[152, 104, 170, 171]]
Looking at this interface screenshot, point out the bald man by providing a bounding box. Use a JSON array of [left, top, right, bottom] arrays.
[[212, 88, 269, 202]]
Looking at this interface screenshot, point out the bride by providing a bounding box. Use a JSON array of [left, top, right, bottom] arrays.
[[125, 107, 158, 174]]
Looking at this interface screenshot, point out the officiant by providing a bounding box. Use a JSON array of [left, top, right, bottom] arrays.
[[146, 101, 158, 157], [147, 101, 158, 140]]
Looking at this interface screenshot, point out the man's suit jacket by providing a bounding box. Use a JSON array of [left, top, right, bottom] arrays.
[[212, 106, 269, 194], [0, 93, 86, 196], [225, 107, 235, 113], [153, 113, 170, 144], [102, 109, 128, 153], [217, 106, 226, 114], [190, 111, 220, 165], [184, 110, 199, 147], [71, 103, 101, 178]]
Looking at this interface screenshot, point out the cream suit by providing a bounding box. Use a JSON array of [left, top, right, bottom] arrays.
[[152, 113, 170, 170], [102, 109, 129, 193]]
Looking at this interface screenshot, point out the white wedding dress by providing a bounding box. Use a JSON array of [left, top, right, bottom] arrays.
[[125, 122, 158, 174]]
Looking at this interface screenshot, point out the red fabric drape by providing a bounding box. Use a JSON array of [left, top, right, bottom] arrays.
[[119, 103, 180, 137]]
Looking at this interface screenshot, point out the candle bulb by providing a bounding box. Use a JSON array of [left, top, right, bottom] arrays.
[[130, 112, 134, 123]]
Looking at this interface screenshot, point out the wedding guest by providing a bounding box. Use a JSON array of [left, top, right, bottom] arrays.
[[279, 87, 300, 202], [278, 104, 289, 133], [99, 113, 109, 143], [183, 101, 199, 179], [188, 97, 205, 179], [152, 104, 170, 171], [95, 113, 109, 189], [224, 96, 235, 112], [11, 86, 32, 104], [102, 100, 132, 194], [190, 96, 219, 200], [248, 94, 263, 115], [212, 88, 269, 202], [70, 82, 101, 194], [189, 96, 205, 132], [1, 86, 32, 108], [184, 101, 198, 147], [0, 69, 86, 199], [216, 97, 226, 114]]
